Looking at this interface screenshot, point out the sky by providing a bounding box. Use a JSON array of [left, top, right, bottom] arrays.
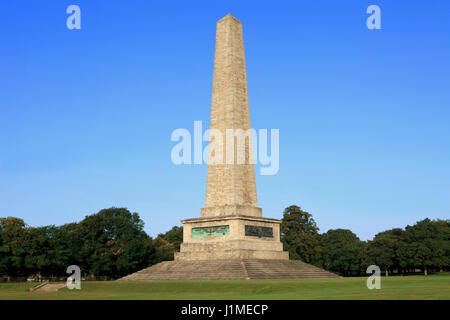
[[0, 0, 449, 240]]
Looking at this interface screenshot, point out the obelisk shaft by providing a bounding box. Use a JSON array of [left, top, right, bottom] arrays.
[[203, 14, 259, 216]]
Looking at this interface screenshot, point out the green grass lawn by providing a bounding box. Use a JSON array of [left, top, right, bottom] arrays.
[[1, 274, 449, 300]]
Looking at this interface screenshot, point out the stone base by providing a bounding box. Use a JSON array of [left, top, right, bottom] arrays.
[[175, 247, 288, 260], [178, 214, 288, 261]]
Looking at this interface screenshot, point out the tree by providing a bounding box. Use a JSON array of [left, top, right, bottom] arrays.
[[25, 226, 73, 277], [153, 226, 183, 262], [74, 208, 155, 278], [319, 229, 365, 276], [0, 217, 29, 277], [400, 219, 449, 275], [280, 205, 321, 265], [59, 222, 82, 269], [160, 226, 183, 252], [0, 221, 5, 276], [364, 228, 402, 276], [431, 220, 450, 272], [0, 218, 74, 278]]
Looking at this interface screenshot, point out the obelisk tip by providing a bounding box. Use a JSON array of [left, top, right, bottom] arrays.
[[218, 13, 241, 24]]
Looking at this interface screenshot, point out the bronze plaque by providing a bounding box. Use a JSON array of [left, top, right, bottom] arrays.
[[192, 225, 229, 238], [245, 225, 273, 238]]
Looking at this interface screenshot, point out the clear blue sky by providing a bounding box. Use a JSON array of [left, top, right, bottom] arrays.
[[1, 1, 449, 240]]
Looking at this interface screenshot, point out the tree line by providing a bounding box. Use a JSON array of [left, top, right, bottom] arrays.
[[0, 206, 448, 279], [0, 208, 179, 280], [281, 205, 450, 276]]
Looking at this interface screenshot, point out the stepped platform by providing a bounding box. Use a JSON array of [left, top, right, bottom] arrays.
[[118, 259, 340, 281]]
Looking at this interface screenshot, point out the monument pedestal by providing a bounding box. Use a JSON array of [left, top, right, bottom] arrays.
[[175, 214, 289, 261]]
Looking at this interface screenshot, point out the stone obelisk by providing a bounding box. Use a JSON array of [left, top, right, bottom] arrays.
[[175, 14, 288, 261], [119, 15, 340, 280], [203, 13, 259, 218], [203, 13, 258, 216]]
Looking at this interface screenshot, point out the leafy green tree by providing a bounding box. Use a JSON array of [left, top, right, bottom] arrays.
[[0, 217, 30, 277], [400, 219, 449, 275], [431, 220, 450, 272], [364, 228, 402, 276], [153, 237, 176, 262], [396, 238, 412, 273], [25, 226, 72, 277], [161, 226, 183, 251], [0, 221, 5, 276], [319, 229, 365, 276], [280, 205, 321, 265], [152, 226, 183, 262], [59, 222, 82, 268], [74, 208, 155, 278]]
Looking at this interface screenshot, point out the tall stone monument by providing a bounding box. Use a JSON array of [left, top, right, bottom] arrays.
[[120, 14, 339, 280], [175, 14, 288, 261]]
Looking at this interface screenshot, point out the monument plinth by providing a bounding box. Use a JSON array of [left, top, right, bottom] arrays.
[[174, 14, 288, 261], [119, 14, 339, 280]]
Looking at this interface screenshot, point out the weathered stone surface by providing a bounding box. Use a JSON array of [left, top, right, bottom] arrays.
[[29, 281, 66, 292], [203, 13, 258, 214], [177, 215, 288, 260], [118, 259, 340, 281]]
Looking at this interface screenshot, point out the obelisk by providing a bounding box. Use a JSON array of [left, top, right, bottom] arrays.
[[175, 14, 288, 261], [119, 14, 341, 280], [202, 13, 260, 218]]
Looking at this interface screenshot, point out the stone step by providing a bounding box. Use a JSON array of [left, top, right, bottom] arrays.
[[118, 259, 340, 281], [30, 282, 67, 292]]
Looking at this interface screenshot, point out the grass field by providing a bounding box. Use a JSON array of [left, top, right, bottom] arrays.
[[1, 274, 449, 300]]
